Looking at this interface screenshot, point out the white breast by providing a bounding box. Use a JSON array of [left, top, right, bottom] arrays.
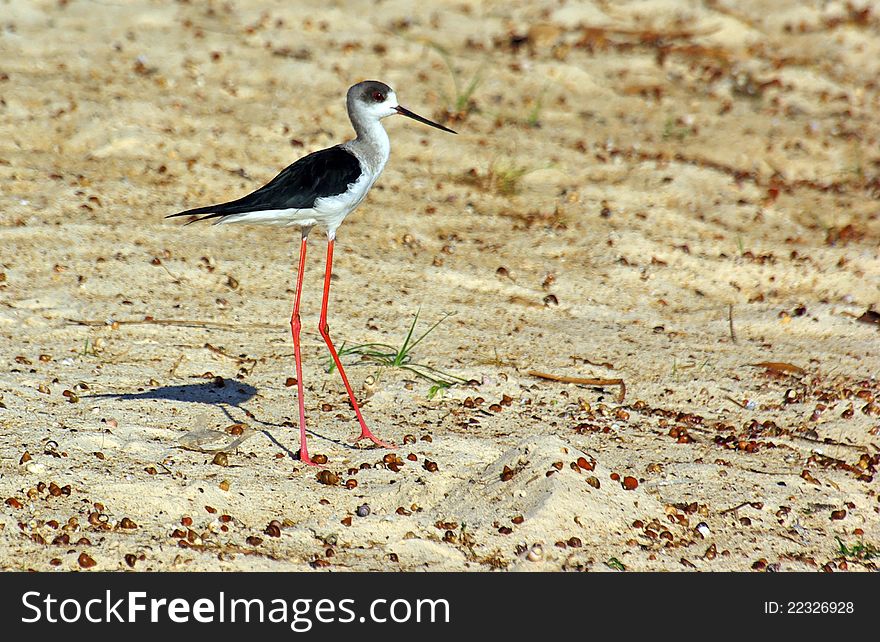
[[312, 168, 375, 235]]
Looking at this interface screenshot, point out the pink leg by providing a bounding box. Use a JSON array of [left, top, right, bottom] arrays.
[[318, 238, 394, 448], [290, 233, 318, 466]]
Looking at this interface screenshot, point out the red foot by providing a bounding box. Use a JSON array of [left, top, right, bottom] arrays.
[[298, 449, 324, 467], [352, 431, 396, 449]]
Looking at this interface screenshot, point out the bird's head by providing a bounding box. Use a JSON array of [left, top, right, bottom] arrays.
[[348, 80, 456, 133]]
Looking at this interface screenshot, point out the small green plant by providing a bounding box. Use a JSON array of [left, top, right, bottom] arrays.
[[427, 42, 483, 116], [79, 338, 100, 358], [525, 85, 549, 128], [836, 537, 880, 560], [490, 161, 529, 196], [327, 309, 466, 396], [662, 117, 691, 141], [460, 160, 532, 197], [671, 356, 711, 382]]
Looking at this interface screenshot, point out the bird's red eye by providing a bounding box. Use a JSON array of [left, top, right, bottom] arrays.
[[372, 91, 385, 102]]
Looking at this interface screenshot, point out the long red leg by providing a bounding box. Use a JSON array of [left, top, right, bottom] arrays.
[[318, 238, 394, 448], [290, 232, 318, 465]]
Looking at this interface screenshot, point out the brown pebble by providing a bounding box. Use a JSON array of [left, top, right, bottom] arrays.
[[568, 537, 582, 547], [181, 516, 193, 527], [246, 536, 263, 546], [212, 452, 229, 467], [500, 465, 515, 482], [285, 377, 297, 387], [19, 451, 32, 465], [586, 476, 600, 489], [341, 516, 352, 527], [830, 510, 846, 520], [407, 453, 418, 462], [610, 472, 620, 482], [118, 517, 137, 529], [316, 470, 339, 485], [498, 526, 513, 534], [622, 476, 639, 491], [403, 434, 416, 444], [576, 457, 593, 471], [423, 459, 439, 472], [124, 553, 137, 568], [219, 480, 230, 491], [312, 454, 329, 465], [5, 497, 23, 509], [78, 552, 96, 568], [511, 515, 524, 525], [344, 478, 357, 489], [50, 558, 62, 567]]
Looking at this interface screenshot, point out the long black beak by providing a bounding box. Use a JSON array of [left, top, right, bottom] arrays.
[[395, 105, 457, 134]]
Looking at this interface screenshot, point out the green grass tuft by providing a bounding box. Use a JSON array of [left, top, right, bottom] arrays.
[[327, 309, 466, 396], [836, 537, 880, 560]]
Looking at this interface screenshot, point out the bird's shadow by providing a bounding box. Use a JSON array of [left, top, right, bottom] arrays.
[[88, 381, 362, 459], [91, 381, 258, 407]]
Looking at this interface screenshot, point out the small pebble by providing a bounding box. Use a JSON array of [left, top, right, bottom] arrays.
[[356, 504, 370, 517]]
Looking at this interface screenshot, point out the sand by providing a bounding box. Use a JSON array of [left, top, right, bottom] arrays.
[[1, 0, 878, 572]]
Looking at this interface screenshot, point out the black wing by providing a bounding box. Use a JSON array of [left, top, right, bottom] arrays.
[[167, 145, 362, 222]]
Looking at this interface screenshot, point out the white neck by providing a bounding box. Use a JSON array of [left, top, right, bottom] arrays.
[[347, 117, 390, 174]]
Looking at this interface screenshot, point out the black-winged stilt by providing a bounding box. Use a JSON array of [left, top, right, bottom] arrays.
[[167, 81, 456, 466]]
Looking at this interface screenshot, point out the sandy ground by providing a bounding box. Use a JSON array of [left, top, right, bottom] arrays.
[[1, 0, 879, 572]]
